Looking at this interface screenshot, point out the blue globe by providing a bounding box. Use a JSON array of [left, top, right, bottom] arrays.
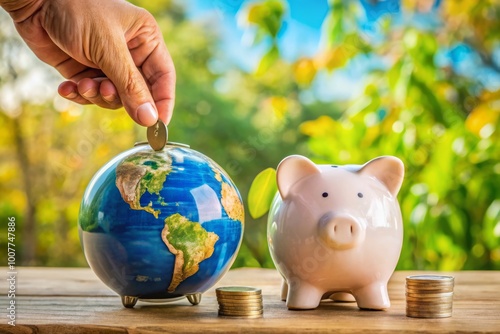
[[78, 143, 244, 307]]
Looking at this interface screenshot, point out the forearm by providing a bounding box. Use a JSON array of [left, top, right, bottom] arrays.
[[0, 0, 44, 22]]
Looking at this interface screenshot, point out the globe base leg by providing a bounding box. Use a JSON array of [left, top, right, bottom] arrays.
[[186, 293, 202, 305], [121, 295, 139, 308]]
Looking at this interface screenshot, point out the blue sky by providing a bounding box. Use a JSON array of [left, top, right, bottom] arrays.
[[182, 0, 500, 101], [185, 0, 329, 69], [184, 0, 366, 101]]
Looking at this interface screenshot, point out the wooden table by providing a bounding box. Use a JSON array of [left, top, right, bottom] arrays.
[[0, 267, 499, 333]]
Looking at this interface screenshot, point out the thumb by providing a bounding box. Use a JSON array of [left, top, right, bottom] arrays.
[[97, 37, 158, 126]]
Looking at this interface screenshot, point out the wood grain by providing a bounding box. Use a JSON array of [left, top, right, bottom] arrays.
[[0, 267, 499, 333]]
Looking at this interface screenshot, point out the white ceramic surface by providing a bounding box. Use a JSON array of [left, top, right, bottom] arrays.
[[267, 155, 405, 310]]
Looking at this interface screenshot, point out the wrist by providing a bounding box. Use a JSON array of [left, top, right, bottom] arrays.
[[0, 0, 45, 22]]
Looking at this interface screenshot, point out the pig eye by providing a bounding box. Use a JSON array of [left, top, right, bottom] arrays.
[[322, 192, 329, 198], [357, 192, 363, 198]]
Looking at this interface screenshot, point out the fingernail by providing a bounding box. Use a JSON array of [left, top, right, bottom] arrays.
[[65, 92, 78, 99], [81, 89, 97, 98], [102, 94, 115, 102], [137, 103, 158, 126]]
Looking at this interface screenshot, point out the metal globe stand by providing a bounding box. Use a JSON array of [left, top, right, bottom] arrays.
[[120, 293, 203, 308]]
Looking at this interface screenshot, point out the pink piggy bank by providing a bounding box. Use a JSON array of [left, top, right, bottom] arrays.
[[267, 155, 404, 310]]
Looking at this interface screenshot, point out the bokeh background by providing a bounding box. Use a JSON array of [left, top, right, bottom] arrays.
[[0, 0, 499, 270]]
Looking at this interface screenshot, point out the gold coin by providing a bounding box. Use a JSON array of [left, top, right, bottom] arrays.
[[406, 290, 453, 295], [406, 308, 453, 314], [410, 294, 452, 301], [405, 296, 453, 303], [406, 302, 452, 310], [218, 297, 263, 303], [219, 309, 264, 316], [405, 290, 454, 297], [217, 299, 262, 305], [147, 120, 168, 151], [407, 315, 453, 319], [219, 304, 263, 309], [406, 283, 454, 288], [219, 310, 264, 316], [406, 280, 454, 286], [219, 302, 263, 309], [217, 293, 262, 298], [406, 306, 453, 312], [406, 310, 453, 316], [217, 312, 263, 319], [216, 286, 262, 296], [406, 298, 453, 304], [406, 311, 452, 318], [219, 305, 263, 312], [406, 293, 453, 299], [406, 278, 454, 284], [217, 295, 263, 302], [406, 291, 453, 297], [406, 304, 453, 309], [407, 275, 454, 283], [406, 298, 453, 305], [406, 285, 454, 291], [406, 279, 454, 284], [406, 300, 453, 307], [217, 299, 262, 306], [406, 290, 454, 296], [405, 288, 453, 295]]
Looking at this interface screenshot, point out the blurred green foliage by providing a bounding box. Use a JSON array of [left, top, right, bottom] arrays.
[[246, 0, 500, 270], [0, 0, 498, 270]]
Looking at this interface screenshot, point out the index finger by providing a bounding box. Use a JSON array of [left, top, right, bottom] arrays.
[[140, 39, 176, 125]]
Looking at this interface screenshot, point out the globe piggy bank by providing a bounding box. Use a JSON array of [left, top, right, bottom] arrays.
[[267, 155, 404, 310], [78, 142, 244, 307]]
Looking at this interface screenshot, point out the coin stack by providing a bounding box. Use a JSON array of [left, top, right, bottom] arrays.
[[216, 286, 263, 318], [406, 275, 454, 318]]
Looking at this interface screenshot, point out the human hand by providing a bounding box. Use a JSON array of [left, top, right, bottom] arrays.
[[1, 0, 175, 126]]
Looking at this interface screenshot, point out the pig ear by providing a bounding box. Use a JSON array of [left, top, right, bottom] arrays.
[[276, 155, 321, 199], [358, 156, 405, 196]]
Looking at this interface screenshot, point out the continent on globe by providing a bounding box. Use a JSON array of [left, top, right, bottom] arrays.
[[115, 151, 172, 218], [161, 213, 219, 293], [221, 182, 245, 222], [208, 162, 244, 222]]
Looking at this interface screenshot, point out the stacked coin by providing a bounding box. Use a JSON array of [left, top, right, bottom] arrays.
[[216, 286, 263, 318], [406, 275, 454, 318]]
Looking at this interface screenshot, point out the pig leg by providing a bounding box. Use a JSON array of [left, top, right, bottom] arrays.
[[286, 282, 323, 310], [281, 279, 288, 301], [352, 282, 390, 310]]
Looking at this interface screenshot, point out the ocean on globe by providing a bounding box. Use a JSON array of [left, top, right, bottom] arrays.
[[78, 143, 244, 307]]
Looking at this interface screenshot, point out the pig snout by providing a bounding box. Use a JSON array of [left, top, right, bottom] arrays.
[[318, 213, 365, 250]]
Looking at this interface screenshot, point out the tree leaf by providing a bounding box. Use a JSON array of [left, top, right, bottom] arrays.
[[292, 57, 317, 85], [256, 45, 279, 75], [248, 168, 277, 219], [245, 0, 285, 38]]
